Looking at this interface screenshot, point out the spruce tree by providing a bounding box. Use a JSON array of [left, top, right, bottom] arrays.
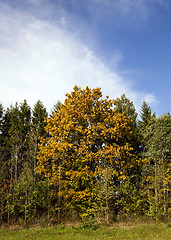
[[138, 101, 156, 131], [32, 100, 48, 137]]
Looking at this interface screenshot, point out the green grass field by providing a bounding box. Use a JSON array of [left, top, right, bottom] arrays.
[[0, 223, 170, 240]]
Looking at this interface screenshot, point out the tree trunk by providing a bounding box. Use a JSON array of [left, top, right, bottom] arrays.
[[154, 161, 158, 221], [58, 166, 61, 224], [25, 178, 28, 224]]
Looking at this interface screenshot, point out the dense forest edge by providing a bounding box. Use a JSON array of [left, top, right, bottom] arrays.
[[0, 85, 170, 227]]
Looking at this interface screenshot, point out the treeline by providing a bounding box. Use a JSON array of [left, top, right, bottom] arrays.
[[0, 86, 170, 225]]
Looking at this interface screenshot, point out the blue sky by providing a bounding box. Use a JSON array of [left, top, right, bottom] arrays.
[[0, 0, 170, 116]]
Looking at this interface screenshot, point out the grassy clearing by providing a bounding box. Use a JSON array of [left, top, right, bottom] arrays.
[[0, 223, 170, 240]]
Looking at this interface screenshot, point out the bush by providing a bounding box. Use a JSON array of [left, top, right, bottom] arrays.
[[79, 220, 99, 230]]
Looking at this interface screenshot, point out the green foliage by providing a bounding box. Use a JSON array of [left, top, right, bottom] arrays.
[[78, 220, 99, 230], [32, 100, 48, 137], [115, 94, 140, 156], [0, 100, 49, 223], [138, 101, 156, 131], [115, 94, 138, 124], [141, 113, 171, 220]]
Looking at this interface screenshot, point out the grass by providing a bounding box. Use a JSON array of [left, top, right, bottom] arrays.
[[0, 223, 170, 240]]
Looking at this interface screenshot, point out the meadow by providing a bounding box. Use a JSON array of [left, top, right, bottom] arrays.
[[0, 223, 170, 240]]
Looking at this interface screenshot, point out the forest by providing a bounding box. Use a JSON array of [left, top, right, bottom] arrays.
[[0, 86, 170, 225]]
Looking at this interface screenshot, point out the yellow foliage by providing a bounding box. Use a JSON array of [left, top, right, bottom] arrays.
[[36, 86, 138, 212]]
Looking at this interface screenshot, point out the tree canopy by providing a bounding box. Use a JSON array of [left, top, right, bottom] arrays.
[[0, 86, 170, 224], [36, 86, 141, 220]]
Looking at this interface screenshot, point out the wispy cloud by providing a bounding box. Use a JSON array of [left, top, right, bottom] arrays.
[[89, 0, 169, 25], [0, 1, 158, 112]]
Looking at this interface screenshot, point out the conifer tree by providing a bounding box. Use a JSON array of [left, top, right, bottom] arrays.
[[32, 100, 48, 137], [142, 114, 171, 220], [138, 101, 156, 132]]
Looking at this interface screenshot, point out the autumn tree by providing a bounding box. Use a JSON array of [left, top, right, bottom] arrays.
[[36, 86, 140, 221], [0, 94, 170, 224]]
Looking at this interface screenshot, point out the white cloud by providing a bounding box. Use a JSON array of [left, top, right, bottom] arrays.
[[144, 94, 159, 105], [0, 1, 158, 112]]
